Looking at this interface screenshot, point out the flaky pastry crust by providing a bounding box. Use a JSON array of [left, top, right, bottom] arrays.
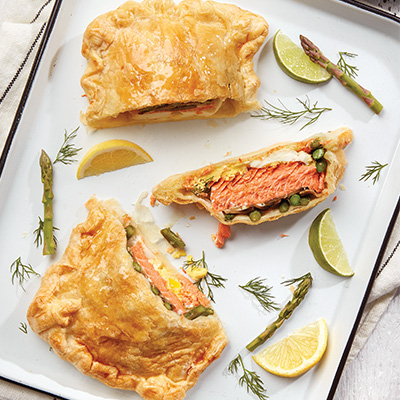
[[80, 0, 268, 128], [152, 127, 353, 225], [27, 197, 228, 400]]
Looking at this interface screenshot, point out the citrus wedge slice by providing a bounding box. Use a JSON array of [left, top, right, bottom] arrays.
[[77, 139, 153, 179], [273, 30, 332, 84], [252, 318, 328, 377], [308, 208, 354, 276]]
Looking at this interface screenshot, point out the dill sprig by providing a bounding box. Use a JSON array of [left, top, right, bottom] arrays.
[[183, 251, 227, 303], [19, 322, 28, 334], [53, 127, 82, 165], [228, 354, 268, 400], [33, 216, 59, 248], [239, 277, 279, 312], [10, 257, 40, 290], [359, 161, 388, 185], [252, 96, 331, 130], [337, 51, 359, 78], [281, 272, 312, 287]]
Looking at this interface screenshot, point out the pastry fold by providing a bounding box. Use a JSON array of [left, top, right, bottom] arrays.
[[27, 197, 228, 400], [80, 0, 268, 129], [152, 127, 353, 225]]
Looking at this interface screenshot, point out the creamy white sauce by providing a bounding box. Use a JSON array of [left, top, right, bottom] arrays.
[[249, 150, 312, 168]]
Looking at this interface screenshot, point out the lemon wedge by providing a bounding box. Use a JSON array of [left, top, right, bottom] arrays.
[[252, 318, 328, 377], [273, 30, 332, 84], [77, 139, 153, 179], [309, 208, 354, 277]]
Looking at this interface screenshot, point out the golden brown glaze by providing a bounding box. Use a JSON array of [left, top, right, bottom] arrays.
[[27, 197, 228, 400], [80, 0, 268, 128]]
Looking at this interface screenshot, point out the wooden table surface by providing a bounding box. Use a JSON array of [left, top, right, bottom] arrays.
[[334, 288, 400, 399]]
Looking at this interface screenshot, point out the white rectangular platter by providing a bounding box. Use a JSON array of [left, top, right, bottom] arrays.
[[0, 1, 399, 399]]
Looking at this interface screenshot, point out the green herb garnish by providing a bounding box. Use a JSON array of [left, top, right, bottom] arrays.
[[337, 51, 359, 78], [53, 127, 82, 165], [252, 96, 331, 130], [360, 161, 388, 185], [228, 354, 268, 400], [281, 272, 312, 287], [239, 277, 279, 312], [33, 216, 59, 248], [183, 251, 227, 303], [10, 257, 40, 290], [19, 322, 28, 334]]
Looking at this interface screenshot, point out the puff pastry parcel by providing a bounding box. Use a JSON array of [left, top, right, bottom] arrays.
[[152, 127, 353, 226], [27, 197, 228, 400], [80, 0, 268, 129]]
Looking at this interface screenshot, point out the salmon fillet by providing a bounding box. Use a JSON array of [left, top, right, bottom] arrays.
[[130, 240, 210, 314], [210, 162, 325, 212]]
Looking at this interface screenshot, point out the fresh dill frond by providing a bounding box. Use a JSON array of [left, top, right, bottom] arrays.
[[228, 354, 268, 400], [359, 161, 388, 185], [182, 251, 227, 303], [33, 216, 59, 249], [239, 277, 279, 312], [337, 51, 359, 78], [53, 127, 82, 165], [281, 272, 312, 287], [252, 96, 331, 130], [33, 216, 44, 247], [10, 257, 40, 290], [19, 322, 28, 334]]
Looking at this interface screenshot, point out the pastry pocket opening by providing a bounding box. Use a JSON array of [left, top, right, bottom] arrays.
[[125, 229, 212, 319]]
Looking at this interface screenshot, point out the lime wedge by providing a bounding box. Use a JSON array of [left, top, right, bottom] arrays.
[[308, 208, 354, 277], [273, 30, 332, 84]]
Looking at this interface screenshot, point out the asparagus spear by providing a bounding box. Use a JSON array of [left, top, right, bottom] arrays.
[[184, 305, 214, 320], [300, 35, 383, 115], [40, 150, 56, 255], [246, 273, 312, 352]]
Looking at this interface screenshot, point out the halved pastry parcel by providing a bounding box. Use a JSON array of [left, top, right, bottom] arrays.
[[80, 0, 268, 129], [27, 197, 228, 400], [152, 127, 353, 225]]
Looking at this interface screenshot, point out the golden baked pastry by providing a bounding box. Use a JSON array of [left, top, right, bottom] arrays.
[[27, 197, 228, 400], [80, 0, 268, 129], [152, 127, 353, 226]]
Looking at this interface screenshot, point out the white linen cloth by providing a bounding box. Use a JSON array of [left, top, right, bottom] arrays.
[[0, 0, 399, 399]]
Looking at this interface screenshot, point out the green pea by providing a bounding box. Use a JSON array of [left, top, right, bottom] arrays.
[[249, 210, 262, 222], [224, 213, 236, 221], [312, 148, 325, 160], [151, 286, 160, 295], [279, 200, 289, 213], [289, 194, 301, 206], [125, 225, 136, 240], [300, 196, 311, 206], [310, 138, 321, 150], [316, 158, 327, 173], [133, 262, 142, 273]]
